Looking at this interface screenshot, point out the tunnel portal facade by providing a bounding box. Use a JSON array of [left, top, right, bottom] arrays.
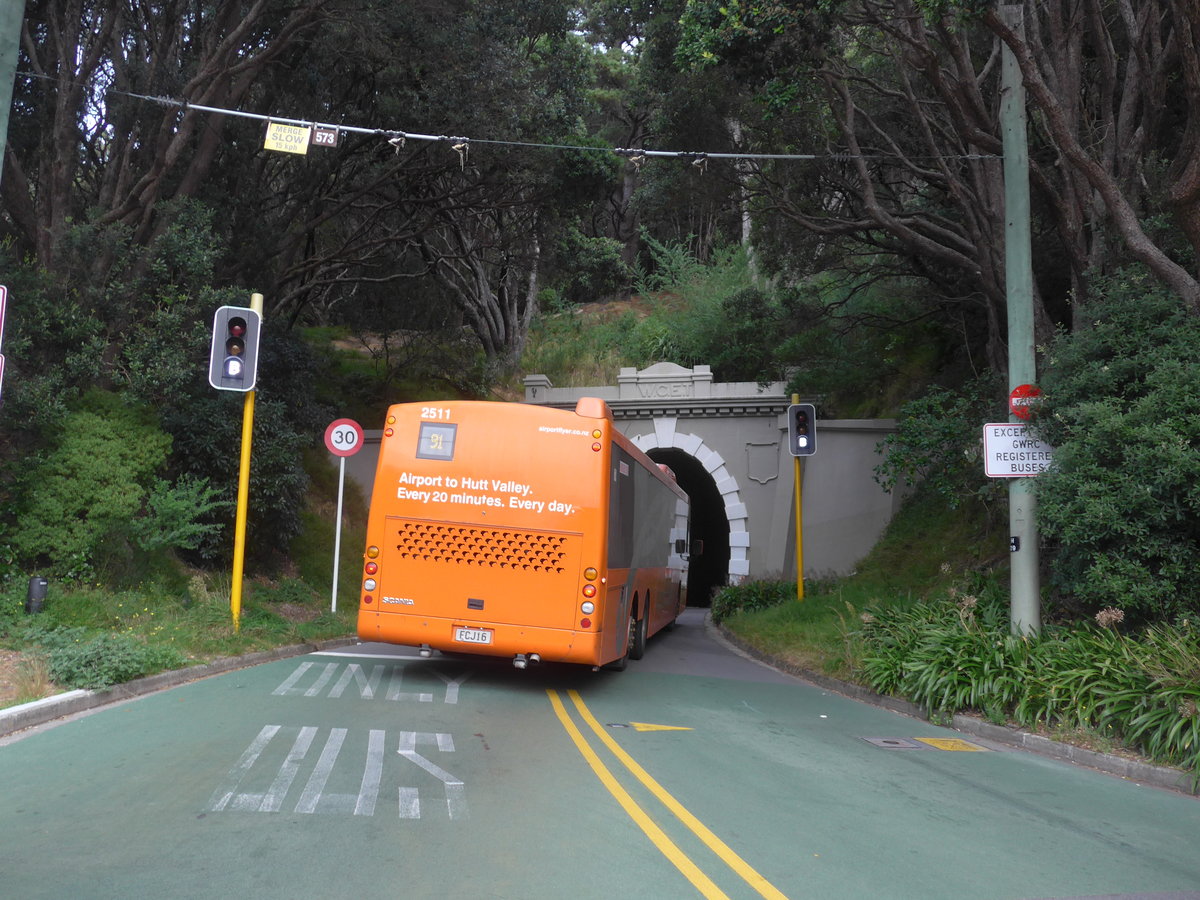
[[523, 363, 901, 600]]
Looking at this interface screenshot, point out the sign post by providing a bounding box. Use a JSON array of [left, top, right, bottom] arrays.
[[1001, 4, 1041, 635], [324, 418, 364, 613], [786, 395, 818, 600], [229, 292, 264, 632]]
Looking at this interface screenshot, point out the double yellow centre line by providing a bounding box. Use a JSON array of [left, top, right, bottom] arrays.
[[547, 689, 789, 900]]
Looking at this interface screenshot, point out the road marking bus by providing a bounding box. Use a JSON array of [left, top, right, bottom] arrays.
[[358, 398, 689, 669]]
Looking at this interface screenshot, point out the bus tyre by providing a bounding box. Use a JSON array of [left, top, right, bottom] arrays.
[[606, 640, 629, 671], [630, 613, 647, 660]]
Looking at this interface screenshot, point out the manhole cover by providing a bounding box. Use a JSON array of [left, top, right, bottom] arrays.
[[861, 737, 925, 750]]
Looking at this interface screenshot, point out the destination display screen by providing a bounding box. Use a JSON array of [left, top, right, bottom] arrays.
[[416, 422, 457, 461]]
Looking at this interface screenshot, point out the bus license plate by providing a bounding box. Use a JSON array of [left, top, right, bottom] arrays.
[[454, 627, 493, 645]]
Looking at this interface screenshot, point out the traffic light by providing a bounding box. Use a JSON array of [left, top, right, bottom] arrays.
[[208, 306, 261, 392], [787, 403, 817, 456]]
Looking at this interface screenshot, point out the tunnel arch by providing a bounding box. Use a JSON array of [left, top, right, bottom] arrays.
[[631, 421, 749, 604], [648, 447, 729, 606]]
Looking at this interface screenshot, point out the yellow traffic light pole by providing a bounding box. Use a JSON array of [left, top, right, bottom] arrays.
[[792, 393, 804, 602], [230, 292, 264, 631]]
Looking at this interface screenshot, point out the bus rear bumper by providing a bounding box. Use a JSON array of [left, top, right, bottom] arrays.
[[358, 612, 606, 666]]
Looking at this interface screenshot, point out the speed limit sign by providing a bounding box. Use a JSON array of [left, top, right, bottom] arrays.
[[324, 418, 364, 457]]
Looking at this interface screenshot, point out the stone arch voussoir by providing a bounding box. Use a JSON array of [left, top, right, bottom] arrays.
[[632, 417, 749, 586]]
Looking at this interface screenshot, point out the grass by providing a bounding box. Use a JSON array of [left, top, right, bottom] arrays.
[[0, 450, 366, 703], [720, 490, 1200, 779], [11, 654, 54, 704], [721, 489, 1003, 679], [1, 573, 357, 697]]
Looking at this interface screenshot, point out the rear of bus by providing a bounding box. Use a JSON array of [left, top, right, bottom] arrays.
[[358, 398, 665, 667]]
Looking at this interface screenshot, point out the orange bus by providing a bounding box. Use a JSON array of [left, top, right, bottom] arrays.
[[358, 398, 689, 670]]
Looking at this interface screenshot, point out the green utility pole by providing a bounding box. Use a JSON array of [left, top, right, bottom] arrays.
[[0, 0, 25, 193], [1000, 5, 1041, 636]]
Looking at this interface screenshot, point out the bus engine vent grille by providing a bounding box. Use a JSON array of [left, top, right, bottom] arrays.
[[391, 521, 572, 573]]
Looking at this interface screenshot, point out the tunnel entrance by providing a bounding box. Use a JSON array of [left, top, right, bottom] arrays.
[[649, 447, 730, 607]]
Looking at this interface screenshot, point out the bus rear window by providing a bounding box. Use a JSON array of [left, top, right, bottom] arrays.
[[416, 422, 457, 460]]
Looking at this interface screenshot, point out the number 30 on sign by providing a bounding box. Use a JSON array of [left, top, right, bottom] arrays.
[[325, 419, 364, 457]]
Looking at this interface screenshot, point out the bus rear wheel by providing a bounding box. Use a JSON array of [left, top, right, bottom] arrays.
[[605, 614, 638, 671], [629, 613, 647, 660]]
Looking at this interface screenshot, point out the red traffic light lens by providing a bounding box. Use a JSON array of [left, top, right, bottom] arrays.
[[228, 317, 247, 338]]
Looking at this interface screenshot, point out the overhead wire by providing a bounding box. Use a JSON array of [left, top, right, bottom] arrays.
[[16, 70, 999, 163], [112, 85, 998, 164]]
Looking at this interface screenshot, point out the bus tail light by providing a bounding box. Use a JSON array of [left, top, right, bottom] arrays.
[[581, 601, 595, 615], [363, 549, 380, 604], [582, 584, 597, 598], [580, 617, 591, 629]]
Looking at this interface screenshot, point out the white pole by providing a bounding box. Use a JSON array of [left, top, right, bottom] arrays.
[[332, 456, 346, 613]]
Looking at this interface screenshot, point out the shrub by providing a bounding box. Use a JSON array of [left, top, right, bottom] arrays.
[[857, 593, 1200, 775], [874, 375, 1006, 509], [555, 224, 629, 304], [711, 579, 793, 624], [9, 394, 171, 576], [5, 391, 230, 579], [23, 624, 186, 691], [1036, 268, 1200, 623]]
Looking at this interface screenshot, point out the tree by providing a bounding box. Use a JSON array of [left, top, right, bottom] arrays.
[[672, 0, 1200, 371], [982, 2, 1200, 309], [4, 0, 334, 268]]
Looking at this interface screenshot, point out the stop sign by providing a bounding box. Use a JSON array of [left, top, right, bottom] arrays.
[[1009, 384, 1042, 420]]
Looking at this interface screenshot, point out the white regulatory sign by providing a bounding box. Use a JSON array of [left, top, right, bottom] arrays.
[[324, 418, 364, 458], [983, 423, 1054, 478]]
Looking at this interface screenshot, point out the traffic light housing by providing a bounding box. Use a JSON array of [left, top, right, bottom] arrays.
[[787, 403, 817, 456], [208, 306, 261, 392]]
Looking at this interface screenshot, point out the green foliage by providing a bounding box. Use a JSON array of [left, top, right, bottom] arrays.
[[674, 0, 840, 73], [0, 204, 318, 579], [1036, 269, 1200, 622], [162, 393, 312, 565], [631, 230, 708, 296], [521, 242, 955, 416], [858, 588, 1017, 714], [8, 394, 171, 576], [5, 389, 230, 580], [22, 624, 186, 691], [874, 376, 1005, 508], [711, 579, 793, 624], [130, 477, 229, 553], [856, 594, 1200, 775], [554, 222, 630, 304]]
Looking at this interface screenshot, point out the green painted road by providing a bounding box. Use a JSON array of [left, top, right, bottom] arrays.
[[2, 610, 1198, 899]]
